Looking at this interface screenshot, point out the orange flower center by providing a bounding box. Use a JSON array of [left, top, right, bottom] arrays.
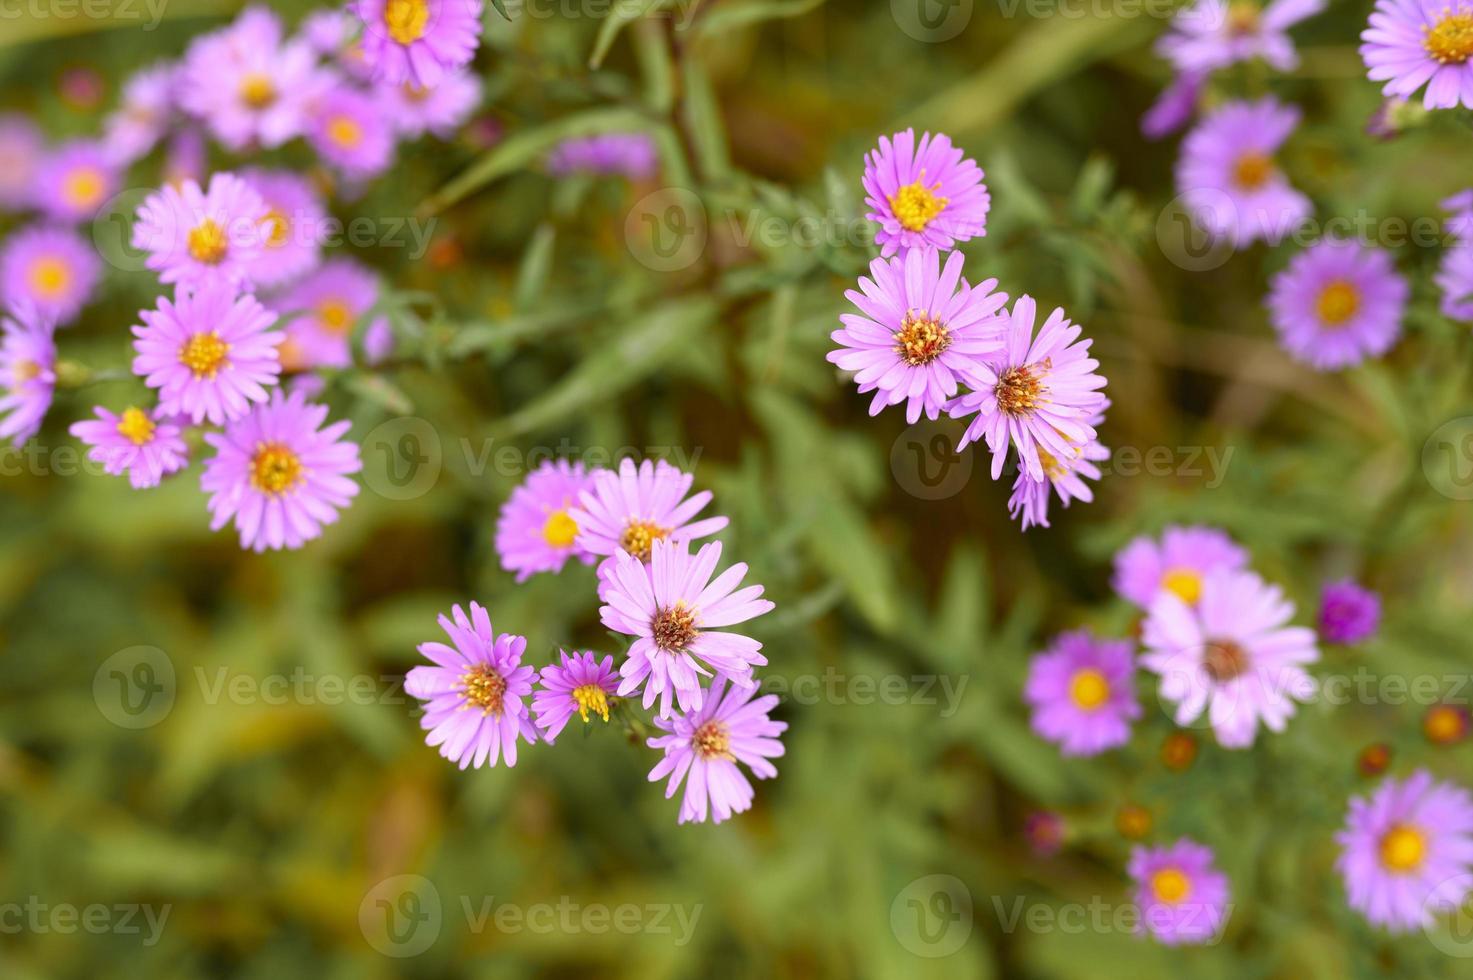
[[1379, 823, 1428, 873], [1203, 639, 1249, 682], [239, 73, 277, 109], [693, 720, 732, 759], [1233, 151, 1274, 191], [995, 364, 1044, 417], [1068, 668, 1110, 710], [328, 116, 363, 149], [61, 167, 105, 212], [460, 663, 507, 715], [1316, 280, 1360, 327], [250, 442, 303, 495], [652, 602, 699, 653], [1151, 868, 1192, 905], [318, 298, 355, 335], [893, 310, 951, 366], [188, 219, 229, 264], [384, 0, 430, 45], [1425, 12, 1473, 64], [27, 257, 71, 299]]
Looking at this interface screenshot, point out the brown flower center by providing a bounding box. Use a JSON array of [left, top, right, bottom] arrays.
[[239, 73, 277, 109], [1233, 151, 1274, 191], [461, 663, 507, 715], [693, 720, 732, 760], [250, 443, 303, 496], [893, 310, 951, 366], [995, 363, 1044, 417], [652, 602, 699, 653], [1316, 280, 1360, 327], [1203, 639, 1249, 683]]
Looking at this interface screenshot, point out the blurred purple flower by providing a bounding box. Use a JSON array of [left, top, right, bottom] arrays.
[[1024, 630, 1140, 756], [1267, 239, 1408, 371], [1317, 579, 1381, 644]]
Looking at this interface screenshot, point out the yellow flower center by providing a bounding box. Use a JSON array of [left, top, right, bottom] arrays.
[[1425, 705, 1468, 744], [888, 179, 948, 233], [693, 720, 733, 760], [995, 364, 1044, 417], [1379, 824, 1428, 874], [1151, 868, 1192, 905], [1036, 446, 1069, 481], [277, 336, 308, 373], [61, 167, 104, 212], [571, 683, 611, 723], [652, 601, 699, 653], [1316, 280, 1360, 327], [318, 298, 355, 335], [250, 442, 303, 496], [620, 519, 670, 563], [1227, 1, 1259, 35], [239, 73, 277, 109], [328, 115, 363, 149], [27, 257, 71, 299], [115, 407, 155, 447], [1068, 668, 1110, 710], [1233, 151, 1274, 191], [542, 509, 578, 549], [1425, 12, 1473, 64], [384, 0, 430, 45], [188, 219, 229, 264], [1162, 568, 1203, 605], [262, 209, 290, 249], [893, 310, 951, 367], [460, 663, 507, 715], [179, 332, 230, 378]]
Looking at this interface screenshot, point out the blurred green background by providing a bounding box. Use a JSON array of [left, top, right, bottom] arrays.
[[3, 1, 1473, 976]]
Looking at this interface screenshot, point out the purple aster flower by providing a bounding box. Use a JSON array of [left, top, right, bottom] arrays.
[[947, 295, 1108, 482], [1157, 0, 1326, 73], [354, 0, 484, 89], [1267, 240, 1409, 370], [0, 305, 56, 446], [1318, 579, 1381, 644], [1112, 524, 1249, 609], [69, 405, 188, 489], [1176, 97, 1311, 248], [201, 388, 361, 551], [132, 173, 270, 290], [307, 87, 395, 180], [1142, 69, 1207, 141], [404, 602, 539, 768], [532, 650, 619, 743], [132, 281, 283, 425], [0, 113, 42, 211], [1438, 190, 1473, 322], [1128, 838, 1232, 945], [0, 225, 102, 326], [1141, 568, 1319, 749], [380, 70, 482, 140], [494, 459, 597, 583], [1024, 630, 1140, 757], [1337, 770, 1473, 932], [179, 7, 332, 150], [104, 61, 177, 166], [34, 141, 116, 223], [240, 168, 327, 289], [545, 133, 659, 180], [1362, 0, 1473, 111], [830, 247, 1009, 425], [569, 458, 728, 570], [1025, 811, 1066, 856], [599, 539, 773, 719], [863, 129, 990, 258], [270, 258, 390, 370], [1008, 403, 1109, 531], [646, 675, 786, 825]]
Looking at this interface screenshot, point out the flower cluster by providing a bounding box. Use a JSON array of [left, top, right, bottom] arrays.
[[831, 129, 1110, 530], [405, 458, 786, 825]]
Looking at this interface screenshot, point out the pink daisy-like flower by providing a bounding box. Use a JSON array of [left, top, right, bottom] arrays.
[[545, 133, 659, 179], [1008, 403, 1108, 531], [380, 70, 483, 140], [1112, 524, 1249, 609], [179, 8, 332, 150], [0, 225, 102, 326], [200, 388, 361, 551], [1362, 0, 1473, 110], [1141, 567, 1320, 749], [354, 0, 484, 89], [132, 173, 270, 290], [1128, 838, 1232, 945], [0, 114, 43, 211], [1024, 630, 1140, 757], [270, 258, 391, 371], [600, 539, 774, 719], [307, 87, 396, 180], [104, 61, 177, 165], [647, 675, 786, 825], [1267, 239, 1409, 371], [240, 168, 327, 289], [494, 459, 597, 583], [862, 129, 990, 258], [532, 650, 619, 743], [830, 247, 1008, 425], [1176, 97, 1311, 248], [132, 280, 283, 425], [69, 405, 188, 489], [34, 141, 116, 223], [947, 295, 1108, 482], [1157, 0, 1326, 74], [0, 305, 56, 446], [569, 458, 729, 570], [1318, 579, 1381, 645], [404, 602, 539, 768], [1337, 770, 1473, 932]]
